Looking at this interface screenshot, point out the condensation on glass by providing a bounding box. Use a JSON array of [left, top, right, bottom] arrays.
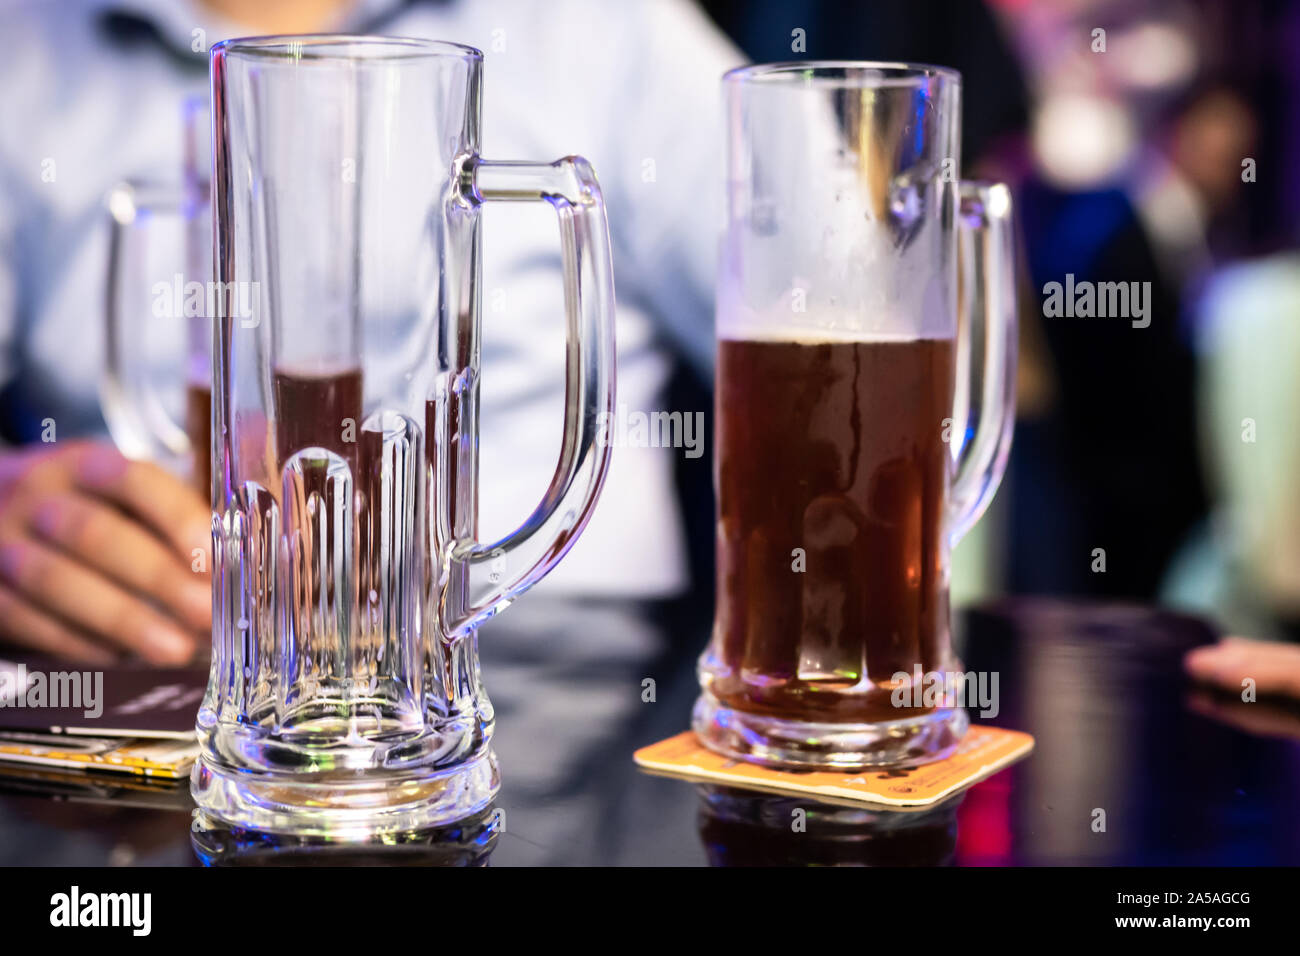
[[695, 62, 1017, 769]]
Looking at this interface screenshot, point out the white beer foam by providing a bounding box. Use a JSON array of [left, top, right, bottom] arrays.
[[717, 305, 955, 345], [718, 326, 951, 345]]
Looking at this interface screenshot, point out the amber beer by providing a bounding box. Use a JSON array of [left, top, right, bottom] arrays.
[[185, 382, 211, 496], [272, 363, 365, 472], [711, 334, 955, 723]]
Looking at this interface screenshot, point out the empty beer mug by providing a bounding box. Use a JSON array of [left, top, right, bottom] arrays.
[[695, 62, 1017, 769], [194, 36, 615, 834]]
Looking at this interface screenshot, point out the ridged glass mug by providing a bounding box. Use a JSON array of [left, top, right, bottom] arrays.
[[695, 62, 1017, 769], [193, 36, 615, 835]]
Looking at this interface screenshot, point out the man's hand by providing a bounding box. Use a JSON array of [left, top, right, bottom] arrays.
[[1184, 636, 1300, 699], [0, 441, 210, 664]]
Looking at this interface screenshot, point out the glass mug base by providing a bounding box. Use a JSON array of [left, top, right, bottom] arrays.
[[692, 690, 970, 770], [190, 749, 500, 838], [189, 805, 502, 866]]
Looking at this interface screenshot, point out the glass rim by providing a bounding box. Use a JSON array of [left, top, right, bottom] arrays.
[[211, 34, 483, 62], [724, 60, 961, 87]]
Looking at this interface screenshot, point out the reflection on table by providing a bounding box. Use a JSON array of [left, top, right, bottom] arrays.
[[191, 807, 501, 867], [1, 597, 1299, 865], [698, 785, 959, 866]]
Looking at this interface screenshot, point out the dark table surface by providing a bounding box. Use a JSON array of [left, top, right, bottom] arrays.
[[2, 595, 1298, 866]]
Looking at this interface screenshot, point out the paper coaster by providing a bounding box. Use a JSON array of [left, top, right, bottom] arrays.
[[634, 725, 1033, 810]]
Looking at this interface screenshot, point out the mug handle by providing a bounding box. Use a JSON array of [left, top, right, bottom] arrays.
[[102, 180, 192, 465], [948, 181, 1018, 544], [440, 155, 617, 635]]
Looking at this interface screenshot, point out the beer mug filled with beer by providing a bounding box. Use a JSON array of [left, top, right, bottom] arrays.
[[695, 63, 1017, 769]]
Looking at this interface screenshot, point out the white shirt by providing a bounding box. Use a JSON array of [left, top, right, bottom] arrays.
[[0, 0, 741, 596]]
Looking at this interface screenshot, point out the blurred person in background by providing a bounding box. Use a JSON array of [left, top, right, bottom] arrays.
[[0, 0, 739, 663], [987, 0, 1300, 701], [1143, 0, 1300, 703], [1009, 80, 1257, 600], [1164, 241, 1300, 643]]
